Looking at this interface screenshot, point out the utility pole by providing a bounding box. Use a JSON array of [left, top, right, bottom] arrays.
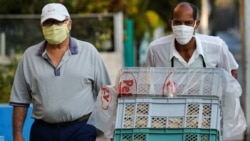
[[0, 33, 5, 56], [239, 0, 250, 140], [200, 0, 210, 34]]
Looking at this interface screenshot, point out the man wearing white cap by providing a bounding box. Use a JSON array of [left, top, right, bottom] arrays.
[[9, 3, 112, 141]]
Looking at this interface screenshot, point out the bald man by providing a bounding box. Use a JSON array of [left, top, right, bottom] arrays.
[[146, 2, 238, 78]]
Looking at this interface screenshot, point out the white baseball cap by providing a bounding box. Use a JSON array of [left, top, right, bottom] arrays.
[[41, 3, 70, 24]]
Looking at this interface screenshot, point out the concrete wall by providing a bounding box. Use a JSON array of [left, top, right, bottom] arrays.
[[100, 52, 123, 83]]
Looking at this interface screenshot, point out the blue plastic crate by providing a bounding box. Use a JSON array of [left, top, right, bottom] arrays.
[[114, 128, 220, 141]]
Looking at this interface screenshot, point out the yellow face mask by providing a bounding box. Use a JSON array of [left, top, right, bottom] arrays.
[[42, 23, 69, 44]]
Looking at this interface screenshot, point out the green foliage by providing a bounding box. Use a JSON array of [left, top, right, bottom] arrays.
[[0, 59, 18, 103], [0, 0, 52, 14], [0, 0, 201, 42]]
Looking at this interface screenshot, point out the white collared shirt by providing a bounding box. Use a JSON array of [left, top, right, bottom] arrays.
[[146, 33, 238, 72]]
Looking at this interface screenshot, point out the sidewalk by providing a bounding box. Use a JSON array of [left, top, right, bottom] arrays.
[[96, 132, 108, 141]]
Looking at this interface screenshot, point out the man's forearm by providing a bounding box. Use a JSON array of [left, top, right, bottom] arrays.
[[13, 106, 28, 140]]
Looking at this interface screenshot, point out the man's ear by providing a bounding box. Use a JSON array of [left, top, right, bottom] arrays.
[[168, 19, 172, 29], [68, 20, 72, 30], [195, 20, 200, 30]]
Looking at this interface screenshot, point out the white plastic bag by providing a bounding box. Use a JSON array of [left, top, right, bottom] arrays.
[[221, 70, 247, 138], [87, 85, 117, 139]]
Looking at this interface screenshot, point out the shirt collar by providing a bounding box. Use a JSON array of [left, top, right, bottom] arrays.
[[169, 35, 204, 60], [37, 37, 78, 56], [195, 35, 204, 57]]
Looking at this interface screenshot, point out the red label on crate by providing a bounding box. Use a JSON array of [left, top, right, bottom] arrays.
[[163, 71, 177, 97], [101, 87, 111, 110], [118, 72, 137, 97]]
